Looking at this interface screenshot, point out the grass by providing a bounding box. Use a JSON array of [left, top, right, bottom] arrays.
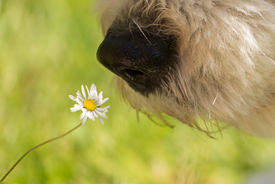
[[1, 0, 275, 183]]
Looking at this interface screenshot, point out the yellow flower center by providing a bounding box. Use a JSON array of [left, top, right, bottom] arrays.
[[84, 99, 96, 111]]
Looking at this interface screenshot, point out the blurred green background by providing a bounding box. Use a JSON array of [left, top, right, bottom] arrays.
[[1, 0, 275, 183]]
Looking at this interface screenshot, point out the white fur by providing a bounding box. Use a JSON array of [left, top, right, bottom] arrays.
[[95, 0, 275, 138]]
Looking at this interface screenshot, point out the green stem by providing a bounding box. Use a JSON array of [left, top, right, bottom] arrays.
[[0, 122, 82, 183]]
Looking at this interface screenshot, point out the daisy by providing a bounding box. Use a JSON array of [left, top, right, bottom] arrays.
[[69, 84, 110, 125]]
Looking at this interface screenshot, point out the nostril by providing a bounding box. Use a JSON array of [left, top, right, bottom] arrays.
[[118, 68, 148, 91], [117, 67, 147, 82], [124, 69, 144, 76]]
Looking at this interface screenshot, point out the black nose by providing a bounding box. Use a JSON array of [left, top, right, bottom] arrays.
[[97, 27, 173, 94]]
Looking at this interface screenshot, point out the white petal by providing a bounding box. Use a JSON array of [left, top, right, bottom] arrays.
[[93, 111, 99, 118], [95, 109, 108, 119], [69, 95, 76, 101], [96, 106, 110, 112], [76, 91, 84, 102], [92, 111, 104, 124], [97, 97, 109, 106], [76, 97, 84, 106], [97, 91, 103, 102], [89, 84, 97, 99], [70, 104, 82, 112], [70, 107, 79, 112], [82, 116, 88, 126], [87, 111, 95, 121], [80, 109, 87, 120], [81, 85, 86, 99], [97, 116, 104, 125], [85, 85, 90, 95]]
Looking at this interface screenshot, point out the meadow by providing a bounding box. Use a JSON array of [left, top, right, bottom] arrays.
[[1, 0, 275, 183]]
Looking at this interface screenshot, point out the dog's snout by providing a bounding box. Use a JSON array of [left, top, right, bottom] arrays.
[[97, 28, 174, 94]]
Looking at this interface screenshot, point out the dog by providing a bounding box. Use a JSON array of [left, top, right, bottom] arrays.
[[94, 0, 275, 138]]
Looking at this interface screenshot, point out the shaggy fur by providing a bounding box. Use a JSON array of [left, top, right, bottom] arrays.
[[95, 0, 275, 138]]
